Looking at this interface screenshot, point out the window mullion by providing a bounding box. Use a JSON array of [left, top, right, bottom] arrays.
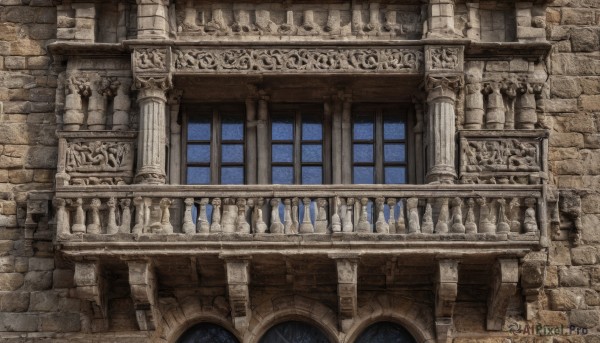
[[375, 109, 384, 184], [294, 110, 301, 184], [212, 108, 220, 184]]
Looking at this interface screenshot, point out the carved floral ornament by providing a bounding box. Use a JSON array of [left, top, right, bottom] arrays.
[[173, 48, 423, 73], [427, 46, 461, 71], [133, 48, 169, 72]]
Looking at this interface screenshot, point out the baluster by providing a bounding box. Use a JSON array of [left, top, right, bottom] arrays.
[[54, 198, 70, 237], [450, 197, 465, 233], [315, 198, 328, 234], [87, 198, 101, 234], [343, 198, 354, 232], [282, 199, 292, 233], [106, 197, 118, 235], [72, 198, 86, 233], [387, 198, 396, 234], [196, 198, 210, 234], [421, 200, 434, 234], [356, 198, 370, 233], [270, 199, 284, 234], [183, 198, 195, 234], [211, 198, 222, 233], [477, 198, 495, 233], [236, 198, 250, 234], [375, 197, 389, 234], [435, 198, 449, 234], [160, 198, 173, 234], [132, 196, 144, 234], [299, 198, 314, 234], [291, 198, 300, 234], [145, 198, 154, 234], [509, 198, 521, 232], [331, 196, 342, 233], [119, 199, 131, 233], [407, 198, 420, 234], [397, 199, 406, 233], [255, 198, 268, 234], [496, 199, 510, 234], [524, 198, 538, 233], [465, 198, 477, 234], [221, 198, 236, 233]]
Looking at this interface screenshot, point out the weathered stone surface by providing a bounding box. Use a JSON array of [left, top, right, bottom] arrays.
[[559, 267, 590, 287], [0, 272, 24, 291], [28, 258, 54, 271], [550, 132, 585, 148], [581, 95, 600, 111], [0, 255, 15, 272], [22, 271, 52, 291], [53, 269, 74, 289], [29, 291, 59, 312], [40, 313, 81, 332], [0, 313, 39, 332], [561, 8, 596, 25], [0, 291, 29, 312], [571, 28, 600, 53], [570, 310, 600, 329], [551, 76, 582, 98], [549, 289, 582, 310], [571, 246, 598, 265]]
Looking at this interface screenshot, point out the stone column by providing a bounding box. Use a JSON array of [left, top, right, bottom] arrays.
[[245, 97, 258, 185], [332, 95, 342, 184], [168, 91, 183, 184], [341, 94, 352, 184], [257, 95, 269, 184], [134, 76, 172, 184], [425, 75, 462, 184]]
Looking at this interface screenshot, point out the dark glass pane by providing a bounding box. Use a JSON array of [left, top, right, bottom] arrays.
[[272, 144, 293, 163], [302, 144, 322, 163], [353, 116, 374, 140], [222, 144, 244, 163], [177, 323, 239, 343], [187, 144, 211, 163], [272, 117, 294, 140], [383, 118, 406, 140], [302, 119, 322, 140], [187, 167, 210, 184], [188, 117, 211, 140], [272, 166, 294, 184], [302, 166, 322, 184], [353, 144, 374, 163], [222, 117, 244, 141], [354, 166, 374, 184], [354, 322, 416, 343], [385, 167, 406, 184], [221, 167, 244, 184], [384, 144, 406, 163], [259, 321, 330, 343]]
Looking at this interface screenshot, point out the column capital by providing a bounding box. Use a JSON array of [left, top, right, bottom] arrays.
[[133, 74, 172, 102], [425, 74, 463, 102]]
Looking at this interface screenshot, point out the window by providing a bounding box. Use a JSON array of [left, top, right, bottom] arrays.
[[352, 105, 407, 184], [185, 104, 245, 184], [270, 104, 325, 184]]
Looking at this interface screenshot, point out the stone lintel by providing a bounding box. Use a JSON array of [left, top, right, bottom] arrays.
[[486, 258, 519, 331]]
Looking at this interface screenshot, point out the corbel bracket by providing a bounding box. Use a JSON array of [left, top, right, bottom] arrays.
[[330, 253, 359, 333], [128, 259, 158, 331], [487, 259, 519, 330], [74, 261, 107, 322], [220, 254, 252, 331], [520, 259, 545, 320], [435, 259, 459, 343]]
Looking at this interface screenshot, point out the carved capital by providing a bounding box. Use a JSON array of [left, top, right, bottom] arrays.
[[133, 75, 172, 101], [426, 75, 463, 103]]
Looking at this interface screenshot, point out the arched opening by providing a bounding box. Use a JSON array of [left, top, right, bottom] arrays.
[[176, 322, 240, 343], [258, 320, 332, 343], [354, 321, 417, 343]]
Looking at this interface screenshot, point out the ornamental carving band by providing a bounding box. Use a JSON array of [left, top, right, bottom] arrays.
[[173, 48, 423, 73]]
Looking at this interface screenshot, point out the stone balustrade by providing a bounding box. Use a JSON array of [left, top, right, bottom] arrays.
[[54, 185, 546, 243]]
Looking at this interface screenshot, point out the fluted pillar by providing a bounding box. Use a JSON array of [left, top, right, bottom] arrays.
[[134, 76, 172, 184], [425, 75, 462, 184]]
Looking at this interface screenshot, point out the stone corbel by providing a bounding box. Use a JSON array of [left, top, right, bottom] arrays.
[[74, 261, 107, 321], [128, 259, 158, 331], [330, 253, 359, 333], [435, 259, 459, 343], [520, 258, 545, 320], [22, 192, 51, 255], [486, 259, 519, 330], [221, 255, 252, 331]]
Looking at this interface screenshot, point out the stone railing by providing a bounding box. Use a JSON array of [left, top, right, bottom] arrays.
[[54, 185, 547, 244]]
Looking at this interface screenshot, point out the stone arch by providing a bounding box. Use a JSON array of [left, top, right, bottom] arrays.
[[343, 294, 436, 343], [244, 295, 339, 343]]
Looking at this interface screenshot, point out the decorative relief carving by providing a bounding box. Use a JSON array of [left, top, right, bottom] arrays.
[[173, 48, 423, 74], [429, 47, 460, 70], [66, 141, 133, 172], [133, 48, 168, 72], [133, 75, 173, 91], [462, 139, 539, 173]]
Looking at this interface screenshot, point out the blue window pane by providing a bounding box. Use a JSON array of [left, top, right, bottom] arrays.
[[353, 116, 374, 140], [384, 144, 406, 163], [302, 144, 322, 162], [302, 120, 322, 140], [188, 118, 211, 140], [187, 167, 210, 184], [272, 118, 294, 140], [353, 144, 373, 163], [187, 144, 211, 163], [272, 166, 294, 184], [385, 167, 406, 184], [384, 119, 406, 140], [272, 144, 293, 163], [354, 167, 374, 184], [221, 167, 244, 184], [302, 166, 322, 184], [222, 144, 244, 163], [222, 118, 244, 141]]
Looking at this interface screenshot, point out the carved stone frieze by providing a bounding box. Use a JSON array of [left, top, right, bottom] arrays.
[[66, 141, 133, 173], [426, 46, 464, 72], [173, 48, 423, 74], [133, 48, 169, 72]]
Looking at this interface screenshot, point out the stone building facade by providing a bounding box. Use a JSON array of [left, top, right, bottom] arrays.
[[0, 0, 599, 342]]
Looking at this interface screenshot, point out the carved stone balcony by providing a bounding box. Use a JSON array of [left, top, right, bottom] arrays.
[[54, 184, 550, 258]]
